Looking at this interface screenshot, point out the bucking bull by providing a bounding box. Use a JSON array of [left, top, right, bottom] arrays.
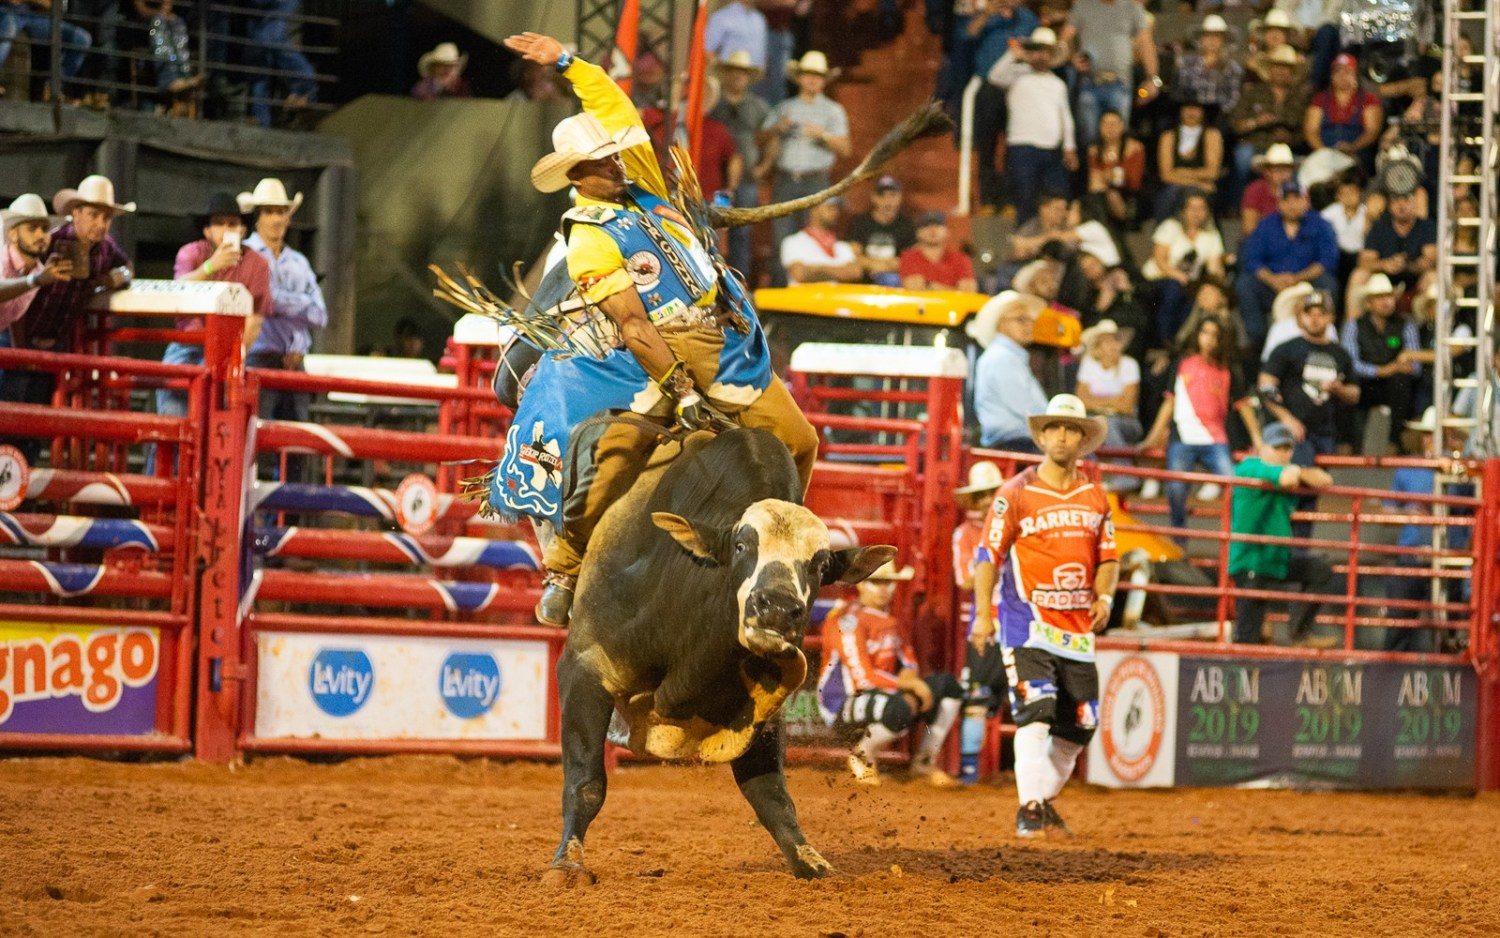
[[545, 426, 891, 885]]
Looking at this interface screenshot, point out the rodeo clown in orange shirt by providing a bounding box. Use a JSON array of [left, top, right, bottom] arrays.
[[972, 394, 1120, 838], [815, 560, 964, 788]]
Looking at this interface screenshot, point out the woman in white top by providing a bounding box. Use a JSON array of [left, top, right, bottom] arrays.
[[1076, 319, 1142, 489], [1142, 190, 1225, 350], [1319, 173, 1370, 319]]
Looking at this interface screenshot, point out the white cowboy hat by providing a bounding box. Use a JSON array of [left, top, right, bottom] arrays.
[[1074, 221, 1121, 268], [237, 178, 304, 214], [966, 290, 1047, 348], [789, 50, 841, 80], [1200, 14, 1229, 33], [1406, 406, 1440, 433], [1264, 43, 1299, 66], [1080, 318, 1121, 351], [1024, 27, 1058, 47], [1412, 283, 1438, 322], [955, 460, 1004, 495], [714, 49, 763, 76], [1362, 272, 1397, 297], [866, 559, 915, 582], [419, 42, 467, 77], [530, 113, 651, 194], [1255, 142, 1296, 168], [1271, 281, 1314, 322], [1262, 9, 1293, 29], [53, 175, 135, 216], [1028, 393, 1108, 456], [1, 193, 55, 227]]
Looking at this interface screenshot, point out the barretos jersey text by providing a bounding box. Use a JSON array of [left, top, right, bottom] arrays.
[[975, 468, 1116, 662]]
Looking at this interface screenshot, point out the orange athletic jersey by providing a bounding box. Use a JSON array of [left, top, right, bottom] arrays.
[[975, 466, 1117, 661], [952, 519, 985, 591], [815, 600, 916, 723]]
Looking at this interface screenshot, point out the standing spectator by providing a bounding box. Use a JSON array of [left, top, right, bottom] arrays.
[[755, 0, 806, 106], [1248, 10, 1298, 84], [686, 80, 742, 200], [1069, 0, 1160, 146], [1240, 143, 1297, 238], [1305, 53, 1383, 168], [0, 1, 91, 84], [759, 50, 851, 285], [845, 175, 915, 287], [0, 195, 68, 354], [1085, 110, 1146, 240], [779, 197, 861, 286], [1142, 312, 1261, 536], [1320, 172, 1370, 305], [989, 27, 1076, 222], [900, 212, 976, 292], [1229, 45, 1308, 197], [1174, 15, 1243, 120], [969, 0, 1040, 213], [1154, 101, 1223, 221], [1236, 181, 1339, 350], [240, 178, 327, 477], [1341, 273, 1420, 449], [413, 43, 471, 101], [705, 0, 767, 70], [1228, 422, 1335, 646], [149, 192, 272, 474], [1143, 190, 1225, 345], [970, 290, 1048, 450], [1075, 319, 1141, 454], [246, 0, 318, 127], [1259, 291, 1357, 534], [710, 51, 770, 278], [1349, 190, 1436, 318], [1, 177, 131, 461]]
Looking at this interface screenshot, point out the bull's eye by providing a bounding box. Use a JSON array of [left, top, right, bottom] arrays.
[[734, 541, 747, 556]]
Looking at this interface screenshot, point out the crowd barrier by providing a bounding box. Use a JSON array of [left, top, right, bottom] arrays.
[[1, 292, 1498, 789]]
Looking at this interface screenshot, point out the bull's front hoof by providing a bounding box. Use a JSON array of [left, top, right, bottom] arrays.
[[790, 844, 834, 880], [542, 860, 597, 889]]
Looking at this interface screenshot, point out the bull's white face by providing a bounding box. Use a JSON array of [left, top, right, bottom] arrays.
[[732, 500, 831, 657]]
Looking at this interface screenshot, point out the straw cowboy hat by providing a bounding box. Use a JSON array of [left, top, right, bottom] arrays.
[[237, 178, 304, 214], [1406, 406, 1441, 434], [1264, 43, 1299, 66], [1023, 27, 1058, 48], [1262, 9, 1293, 30], [1028, 393, 1108, 455], [1271, 281, 1315, 322], [530, 112, 651, 193], [1362, 272, 1397, 297], [1254, 142, 1296, 169], [714, 49, 763, 77], [53, 174, 135, 216], [965, 290, 1047, 348], [955, 460, 1004, 495], [1, 193, 55, 228], [866, 559, 915, 582], [1199, 14, 1229, 34], [1080, 318, 1121, 351], [789, 50, 841, 80], [419, 42, 468, 77]]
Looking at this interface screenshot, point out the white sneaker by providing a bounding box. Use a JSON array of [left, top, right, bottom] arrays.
[[1140, 478, 1161, 499], [1195, 482, 1222, 502], [847, 752, 881, 786]]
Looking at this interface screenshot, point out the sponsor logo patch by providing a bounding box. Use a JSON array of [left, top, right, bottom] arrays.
[[439, 652, 502, 719], [309, 649, 375, 717]]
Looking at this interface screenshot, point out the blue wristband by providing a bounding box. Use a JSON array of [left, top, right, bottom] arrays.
[[554, 50, 574, 72]]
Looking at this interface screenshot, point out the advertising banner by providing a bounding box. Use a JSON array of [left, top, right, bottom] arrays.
[[0, 622, 160, 736], [1089, 650, 1477, 791], [254, 632, 549, 741]]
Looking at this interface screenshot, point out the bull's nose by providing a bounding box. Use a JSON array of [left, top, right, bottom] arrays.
[[750, 593, 806, 624]]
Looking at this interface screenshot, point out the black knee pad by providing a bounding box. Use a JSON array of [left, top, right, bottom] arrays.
[[1008, 676, 1059, 729], [876, 691, 916, 733], [1051, 718, 1097, 748], [925, 671, 965, 703]]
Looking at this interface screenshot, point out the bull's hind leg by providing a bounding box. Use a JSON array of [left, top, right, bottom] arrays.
[[546, 648, 615, 888], [731, 720, 832, 879]]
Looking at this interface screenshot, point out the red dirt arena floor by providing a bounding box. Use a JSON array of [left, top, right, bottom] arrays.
[[2, 755, 1497, 936]]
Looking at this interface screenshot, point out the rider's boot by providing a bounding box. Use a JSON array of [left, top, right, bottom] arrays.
[[536, 570, 578, 627]]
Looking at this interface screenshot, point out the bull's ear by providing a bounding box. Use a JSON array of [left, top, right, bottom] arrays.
[[824, 545, 897, 585], [651, 511, 726, 563]]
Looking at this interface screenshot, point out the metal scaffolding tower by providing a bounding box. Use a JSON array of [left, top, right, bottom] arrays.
[[575, 0, 683, 95]]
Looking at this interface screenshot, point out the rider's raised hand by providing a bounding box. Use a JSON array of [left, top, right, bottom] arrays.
[[505, 32, 565, 67]]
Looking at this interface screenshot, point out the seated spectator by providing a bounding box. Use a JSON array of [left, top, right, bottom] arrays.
[[1009, 191, 1079, 266], [969, 290, 1048, 450], [1085, 110, 1146, 239], [1247, 11, 1296, 85], [1072, 244, 1150, 363], [817, 559, 964, 788], [416, 45, 471, 101], [1341, 273, 1420, 451], [1155, 100, 1222, 221], [1174, 15, 1243, 121], [0, 1, 91, 83], [1240, 143, 1296, 238], [1075, 318, 1141, 455], [779, 197, 861, 286], [988, 26, 1075, 222], [1229, 44, 1308, 196], [1263, 283, 1337, 363], [1305, 53, 1383, 169], [846, 176, 914, 287], [150, 192, 273, 473], [1348, 190, 1435, 319], [900, 212, 976, 292], [1228, 422, 1335, 646], [1142, 190, 1225, 347], [1236, 180, 1339, 351], [1320, 171, 1370, 301], [383, 316, 426, 358], [143, 0, 201, 111], [968, 0, 1039, 213], [1142, 311, 1260, 536]]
